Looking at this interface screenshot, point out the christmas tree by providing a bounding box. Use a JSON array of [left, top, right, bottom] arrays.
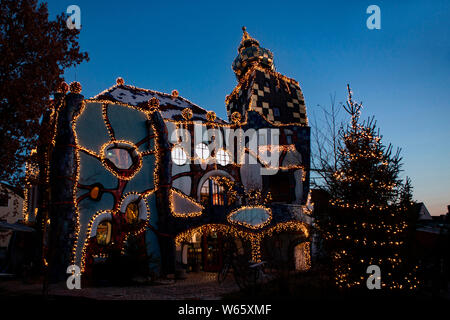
[[318, 85, 419, 290]]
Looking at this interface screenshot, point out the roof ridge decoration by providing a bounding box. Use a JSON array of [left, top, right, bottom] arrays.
[[92, 79, 225, 123]]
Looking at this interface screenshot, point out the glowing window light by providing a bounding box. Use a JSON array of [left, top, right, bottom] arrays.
[[96, 221, 112, 245], [105, 148, 133, 169], [200, 178, 225, 206], [171, 146, 187, 165], [125, 201, 139, 224], [216, 149, 231, 166], [195, 143, 209, 160]]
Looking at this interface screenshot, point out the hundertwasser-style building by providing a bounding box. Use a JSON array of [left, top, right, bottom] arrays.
[[24, 28, 313, 281]]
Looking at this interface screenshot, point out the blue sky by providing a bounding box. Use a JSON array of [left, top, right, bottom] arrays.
[[45, 0, 450, 215]]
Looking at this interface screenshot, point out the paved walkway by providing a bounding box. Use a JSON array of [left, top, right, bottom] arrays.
[[0, 272, 239, 300]]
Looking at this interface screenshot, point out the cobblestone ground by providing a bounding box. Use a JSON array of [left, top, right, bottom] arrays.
[[0, 272, 239, 300]]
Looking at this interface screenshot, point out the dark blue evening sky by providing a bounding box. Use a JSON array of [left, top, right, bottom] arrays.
[[45, 0, 450, 215]]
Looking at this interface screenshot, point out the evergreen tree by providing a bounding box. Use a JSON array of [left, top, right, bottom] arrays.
[[318, 85, 419, 290]]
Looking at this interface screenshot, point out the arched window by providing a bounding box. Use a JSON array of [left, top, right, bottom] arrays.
[[96, 221, 112, 245], [200, 177, 226, 206]]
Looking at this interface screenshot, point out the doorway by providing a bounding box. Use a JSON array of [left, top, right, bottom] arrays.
[[202, 231, 223, 272]]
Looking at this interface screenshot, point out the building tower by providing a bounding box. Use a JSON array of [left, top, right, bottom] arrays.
[[226, 27, 308, 125]]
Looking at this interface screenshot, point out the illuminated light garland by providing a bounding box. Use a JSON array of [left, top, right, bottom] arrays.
[[117, 191, 151, 220], [206, 111, 217, 122], [71, 99, 160, 269], [80, 209, 114, 271], [231, 111, 242, 124], [175, 220, 309, 263], [77, 146, 101, 160], [71, 100, 87, 265], [69, 81, 82, 94], [169, 188, 204, 218], [171, 89, 179, 99], [57, 81, 69, 94], [93, 83, 209, 117], [227, 205, 272, 230], [225, 66, 301, 105], [329, 199, 390, 211], [169, 143, 306, 174], [80, 189, 154, 271], [181, 107, 193, 120], [102, 103, 115, 140], [257, 144, 296, 153], [116, 77, 125, 85], [22, 151, 39, 223], [242, 147, 306, 172], [148, 97, 160, 109]]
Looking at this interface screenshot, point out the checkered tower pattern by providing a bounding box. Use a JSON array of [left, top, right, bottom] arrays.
[[226, 68, 308, 125], [227, 28, 308, 126]]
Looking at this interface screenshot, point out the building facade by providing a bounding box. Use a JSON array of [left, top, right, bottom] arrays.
[[0, 183, 24, 248], [25, 28, 313, 280]]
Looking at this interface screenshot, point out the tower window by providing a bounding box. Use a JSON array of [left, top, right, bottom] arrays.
[[273, 108, 280, 117]]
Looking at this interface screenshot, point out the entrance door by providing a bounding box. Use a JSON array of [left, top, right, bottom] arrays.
[[202, 232, 223, 272]]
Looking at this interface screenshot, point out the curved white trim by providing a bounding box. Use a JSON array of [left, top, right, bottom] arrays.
[[119, 193, 148, 221], [89, 211, 113, 238]]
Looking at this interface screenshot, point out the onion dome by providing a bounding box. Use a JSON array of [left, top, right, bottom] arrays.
[[232, 27, 275, 80]]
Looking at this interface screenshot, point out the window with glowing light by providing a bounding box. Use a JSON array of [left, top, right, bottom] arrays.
[[200, 178, 225, 206], [216, 149, 231, 166], [96, 221, 112, 245], [195, 143, 209, 160], [125, 201, 139, 224], [171, 146, 188, 165], [105, 147, 133, 169]]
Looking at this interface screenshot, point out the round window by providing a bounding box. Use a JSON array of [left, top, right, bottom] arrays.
[[102, 141, 141, 180], [105, 147, 133, 169], [195, 143, 209, 160], [171, 146, 188, 165], [216, 149, 231, 166]]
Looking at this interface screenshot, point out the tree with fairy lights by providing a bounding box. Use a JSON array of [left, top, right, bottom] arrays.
[[317, 85, 419, 291]]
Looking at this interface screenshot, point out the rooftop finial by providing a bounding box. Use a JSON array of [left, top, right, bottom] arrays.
[[242, 26, 250, 41]]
